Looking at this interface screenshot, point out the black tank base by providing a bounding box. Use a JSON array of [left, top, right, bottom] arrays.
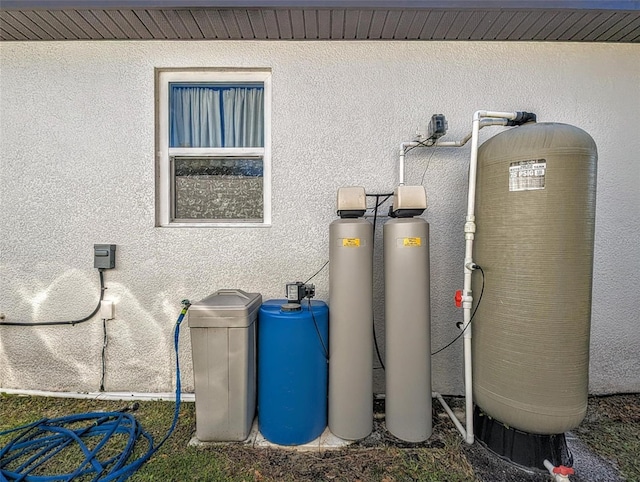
[[473, 406, 573, 472]]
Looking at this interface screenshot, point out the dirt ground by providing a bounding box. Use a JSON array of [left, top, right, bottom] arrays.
[[212, 398, 476, 482], [208, 394, 640, 482]]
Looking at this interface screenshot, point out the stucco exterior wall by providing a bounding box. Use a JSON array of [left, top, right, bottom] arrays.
[[0, 40, 638, 395]]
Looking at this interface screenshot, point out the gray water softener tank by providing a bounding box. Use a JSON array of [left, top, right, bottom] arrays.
[[188, 289, 262, 441], [384, 186, 432, 443], [329, 186, 374, 441]]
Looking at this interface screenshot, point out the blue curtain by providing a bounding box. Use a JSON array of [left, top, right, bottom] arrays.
[[170, 85, 264, 148]]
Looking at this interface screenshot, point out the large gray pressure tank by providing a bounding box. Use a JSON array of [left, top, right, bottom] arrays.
[[473, 122, 597, 435], [384, 218, 431, 442], [329, 218, 373, 440]]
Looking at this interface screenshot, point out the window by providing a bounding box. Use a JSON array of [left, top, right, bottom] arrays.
[[156, 69, 271, 227]]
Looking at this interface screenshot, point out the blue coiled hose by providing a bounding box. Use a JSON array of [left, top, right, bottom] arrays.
[[0, 302, 190, 482]]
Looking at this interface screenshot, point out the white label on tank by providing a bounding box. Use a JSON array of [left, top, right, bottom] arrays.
[[509, 159, 546, 191]]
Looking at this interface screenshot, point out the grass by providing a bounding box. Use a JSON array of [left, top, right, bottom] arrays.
[[2, 393, 639, 481], [0, 395, 235, 481], [394, 444, 474, 482]]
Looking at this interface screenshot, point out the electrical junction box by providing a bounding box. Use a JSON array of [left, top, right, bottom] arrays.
[[100, 300, 115, 320], [428, 114, 448, 139], [94, 244, 116, 269]]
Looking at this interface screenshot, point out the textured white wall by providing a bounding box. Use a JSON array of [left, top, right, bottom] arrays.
[[0, 41, 638, 395]]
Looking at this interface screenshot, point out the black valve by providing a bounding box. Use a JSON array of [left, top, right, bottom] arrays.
[[507, 111, 537, 126]]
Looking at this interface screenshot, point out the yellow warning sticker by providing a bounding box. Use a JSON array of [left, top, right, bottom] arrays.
[[343, 238, 361, 247], [403, 237, 422, 247]]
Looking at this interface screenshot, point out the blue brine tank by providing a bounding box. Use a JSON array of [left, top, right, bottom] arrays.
[[258, 299, 329, 445]]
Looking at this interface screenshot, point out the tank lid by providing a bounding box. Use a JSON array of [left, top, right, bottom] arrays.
[[281, 303, 302, 312], [187, 289, 262, 328]]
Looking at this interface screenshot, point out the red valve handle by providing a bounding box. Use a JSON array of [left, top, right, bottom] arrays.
[[553, 466, 575, 476], [455, 290, 463, 308]]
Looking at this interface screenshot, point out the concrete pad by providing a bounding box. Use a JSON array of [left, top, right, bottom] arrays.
[[188, 418, 258, 447], [188, 432, 254, 447], [318, 429, 354, 450], [254, 426, 353, 452], [188, 419, 353, 452]]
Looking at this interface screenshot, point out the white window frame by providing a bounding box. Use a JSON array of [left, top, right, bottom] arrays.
[[156, 69, 272, 227]]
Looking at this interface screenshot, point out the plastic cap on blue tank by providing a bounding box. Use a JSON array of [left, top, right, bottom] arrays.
[[281, 303, 302, 312]]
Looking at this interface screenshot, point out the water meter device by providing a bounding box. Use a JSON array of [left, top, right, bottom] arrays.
[[285, 282, 315, 303]]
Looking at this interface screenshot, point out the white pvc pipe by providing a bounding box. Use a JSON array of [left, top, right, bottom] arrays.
[[433, 392, 467, 439], [544, 460, 558, 476], [462, 322, 474, 443], [458, 110, 517, 444], [544, 459, 574, 482], [0, 387, 195, 402], [399, 118, 508, 180], [457, 114, 482, 444], [399, 144, 406, 185], [477, 110, 518, 120], [399, 141, 421, 185]]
